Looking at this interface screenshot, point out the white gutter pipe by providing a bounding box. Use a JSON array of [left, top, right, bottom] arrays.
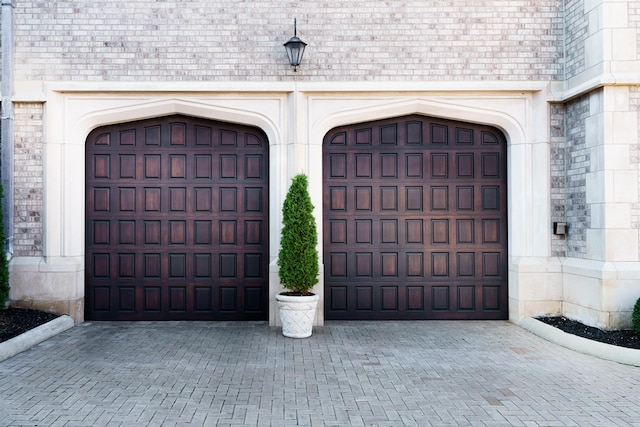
[[1, 0, 14, 257]]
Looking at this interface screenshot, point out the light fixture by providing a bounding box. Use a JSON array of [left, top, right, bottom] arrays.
[[553, 222, 567, 235], [283, 18, 307, 72]]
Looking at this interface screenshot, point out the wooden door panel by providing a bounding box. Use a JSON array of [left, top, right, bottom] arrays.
[[324, 114, 507, 320], [86, 115, 269, 321], [431, 154, 448, 178]]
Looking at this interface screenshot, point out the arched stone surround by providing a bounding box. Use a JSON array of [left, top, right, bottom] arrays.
[[9, 83, 560, 325], [303, 92, 558, 325]]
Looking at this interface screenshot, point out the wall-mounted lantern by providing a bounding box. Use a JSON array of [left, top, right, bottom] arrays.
[[283, 18, 307, 72]]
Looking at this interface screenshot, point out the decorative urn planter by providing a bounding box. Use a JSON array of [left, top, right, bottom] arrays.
[[275, 293, 319, 338], [276, 174, 319, 338]]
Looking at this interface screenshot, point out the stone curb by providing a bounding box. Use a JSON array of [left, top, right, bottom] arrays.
[[0, 315, 74, 363], [520, 317, 640, 367]]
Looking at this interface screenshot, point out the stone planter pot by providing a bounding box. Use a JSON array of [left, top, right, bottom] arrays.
[[275, 293, 319, 338]]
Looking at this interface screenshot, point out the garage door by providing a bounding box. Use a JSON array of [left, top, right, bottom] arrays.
[[323, 115, 507, 320], [85, 115, 269, 321]]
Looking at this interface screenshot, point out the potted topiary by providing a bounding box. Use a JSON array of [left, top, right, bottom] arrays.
[[276, 173, 319, 338]]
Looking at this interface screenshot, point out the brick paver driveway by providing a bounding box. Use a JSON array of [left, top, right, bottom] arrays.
[[0, 321, 639, 426]]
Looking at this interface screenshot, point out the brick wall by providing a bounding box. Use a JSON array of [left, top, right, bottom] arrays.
[[551, 93, 594, 259], [550, 103, 566, 257], [563, 0, 588, 81], [12, 0, 564, 82], [563, 93, 591, 258], [13, 103, 43, 257]]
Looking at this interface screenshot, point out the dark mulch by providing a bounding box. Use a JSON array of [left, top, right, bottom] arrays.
[[537, 316, 640, 350], [0, 307, 60, 343]]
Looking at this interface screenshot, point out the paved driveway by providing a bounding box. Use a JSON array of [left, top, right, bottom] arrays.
[[0, 321, 638, 426]]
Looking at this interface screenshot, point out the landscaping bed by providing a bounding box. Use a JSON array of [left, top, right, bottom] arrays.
[[536, 316, 640, 350], [0, 307, 60, 343]]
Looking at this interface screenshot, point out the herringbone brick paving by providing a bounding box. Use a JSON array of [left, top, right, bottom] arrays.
[[0, 321, 638, 426]]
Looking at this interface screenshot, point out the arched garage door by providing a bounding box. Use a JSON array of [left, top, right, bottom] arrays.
[[85, 115, 269, 321], [323, 115, 507, 320]]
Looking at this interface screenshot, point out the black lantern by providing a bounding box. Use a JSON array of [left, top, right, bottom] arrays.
[[283, 18, 307, 72]]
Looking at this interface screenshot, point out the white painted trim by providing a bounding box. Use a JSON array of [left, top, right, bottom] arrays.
[[19, 79, 553, 95], [11, 76, 640, 104], [549, 73, 640, 102]]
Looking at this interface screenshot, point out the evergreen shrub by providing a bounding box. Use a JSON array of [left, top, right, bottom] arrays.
[[632, 297, 640, 334], [277, 174, 319, 295]]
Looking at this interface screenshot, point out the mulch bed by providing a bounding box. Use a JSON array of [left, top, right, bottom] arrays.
[[0, 307, 60, 343], [537, 316, 640, 350]]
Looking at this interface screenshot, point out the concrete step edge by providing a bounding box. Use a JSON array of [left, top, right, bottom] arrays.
[[0, 315, 74, 363], [520, 317, 640, 367]]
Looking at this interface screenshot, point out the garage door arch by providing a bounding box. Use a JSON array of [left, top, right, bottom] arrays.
[[85, 114, 269, 320], [323, 114, 508, 320]]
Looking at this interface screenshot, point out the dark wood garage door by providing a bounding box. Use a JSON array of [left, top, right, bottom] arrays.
[[85, 115, 269, 321], [324, 115, 507, 320]]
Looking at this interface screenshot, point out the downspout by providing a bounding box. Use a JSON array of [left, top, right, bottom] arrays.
[[1, 0, 14, 257]]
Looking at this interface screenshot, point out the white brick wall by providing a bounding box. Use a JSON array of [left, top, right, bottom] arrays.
[[13, 103, 43, 257], [564, 0, 588, 80], [12, 0, 564, 82], [4, 0, 638, 262]]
